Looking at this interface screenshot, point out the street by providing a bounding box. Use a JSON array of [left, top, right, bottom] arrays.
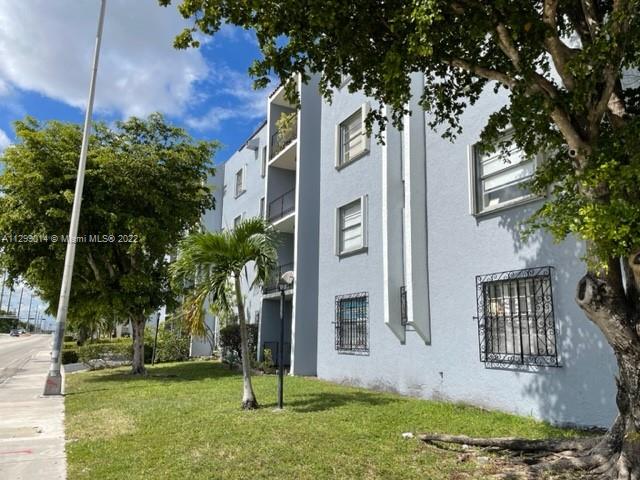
[[0, 334, 65, 480]]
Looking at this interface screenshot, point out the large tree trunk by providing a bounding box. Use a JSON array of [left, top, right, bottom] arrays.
[[131, 315, 146, 375], [234, 273, 258, 410], [576, 266, 640, 479]]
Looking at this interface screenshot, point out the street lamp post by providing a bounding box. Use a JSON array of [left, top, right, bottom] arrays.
[[151, 312, 161, 366], [16, 287, 24, 324], [277, 270, 294, 410], [0, 271, 5, 312], [44, 0, 107, 395]]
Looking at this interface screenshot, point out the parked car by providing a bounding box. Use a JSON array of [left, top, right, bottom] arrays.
[[9, 329, 20, 337]]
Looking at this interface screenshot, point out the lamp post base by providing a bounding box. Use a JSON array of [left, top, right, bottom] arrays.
[[43, 372, 63, 396]]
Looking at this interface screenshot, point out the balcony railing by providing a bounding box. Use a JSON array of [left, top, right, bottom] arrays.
[[268, 188, 296, 223], [271, 113, 298, 159], [263, 262, 295, 293]]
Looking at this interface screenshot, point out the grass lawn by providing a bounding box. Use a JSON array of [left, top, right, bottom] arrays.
[[65, 361, 584, 480]]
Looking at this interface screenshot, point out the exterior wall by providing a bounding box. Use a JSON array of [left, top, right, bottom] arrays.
[[290, 75, 322, 375], [315, 81, 618, 428], [190, 169, 225, 357], [221, 124, 269, 325], [192, 74, 618, 428]]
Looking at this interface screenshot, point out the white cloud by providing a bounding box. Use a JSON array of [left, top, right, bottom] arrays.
[[0, 0, 209, 118], [0, 128, 10, 152], [186, 65, 268, 131]]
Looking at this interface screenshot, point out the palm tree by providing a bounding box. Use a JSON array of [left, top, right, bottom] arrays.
[[171, 217, 278, 409]]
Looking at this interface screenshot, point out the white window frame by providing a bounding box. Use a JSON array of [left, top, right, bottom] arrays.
[[259, 197, 265, 218], [468, 135, 542, 215], [234, 166, 247, 198], [335, 196, 368, 257], [233, 214, 242, 229], [335, 104, 371, 169]]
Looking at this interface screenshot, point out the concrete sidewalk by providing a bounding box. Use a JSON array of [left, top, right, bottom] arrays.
[[0, 341, 65, 480]]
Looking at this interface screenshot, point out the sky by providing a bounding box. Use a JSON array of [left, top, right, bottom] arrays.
[[0, 0, 271, 329]]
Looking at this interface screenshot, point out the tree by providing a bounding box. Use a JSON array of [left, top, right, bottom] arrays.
[[159, 0, 640, 476], [0, 114, 217, 374], [171, 218, 278, 409]]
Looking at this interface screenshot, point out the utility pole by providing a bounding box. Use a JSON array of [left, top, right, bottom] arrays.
[[0, 271, 6, 312], [26, 294, 33, 332], [16, 287, 24, 323], [44, 0, 107, 396], [7, 288, 12, 315]]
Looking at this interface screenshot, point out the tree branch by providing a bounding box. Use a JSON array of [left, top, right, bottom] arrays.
[[576, 274, 640, 354], [447, 58, 515, 87], [494, 23, 521, 70], [542, 0, 577, 90], [86, 252, 102, 283], [580, 0, 600, 39]]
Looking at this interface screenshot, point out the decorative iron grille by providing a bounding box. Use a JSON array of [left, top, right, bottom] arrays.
[[400, 286, 408, 326], [334, 292, 369, 354], [476, 266, 559, 367]]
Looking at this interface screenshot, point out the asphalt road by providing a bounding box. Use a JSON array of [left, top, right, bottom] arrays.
[[0, 335, 52, 385]]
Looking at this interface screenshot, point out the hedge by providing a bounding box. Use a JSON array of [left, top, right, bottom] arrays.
[[219, 324, 258, 359]]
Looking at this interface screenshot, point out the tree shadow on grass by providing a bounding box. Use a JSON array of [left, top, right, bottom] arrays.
[[68, 361, 238, 391], [262, 390, 400, 413]]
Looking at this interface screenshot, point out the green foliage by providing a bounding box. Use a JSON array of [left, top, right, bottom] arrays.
[[160, 0, 640, 269], [77, 342, 133, 364], [0, 114, 218, 370], [170, 217, 278, 335], [146, 328, 190, 363], [65, 362, 587, 480], [219, 323, 258, 359], [61, 349, 79, 365], [259, 348, 276, 374]]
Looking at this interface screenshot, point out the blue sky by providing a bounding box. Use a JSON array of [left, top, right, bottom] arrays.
[[0, 1, 271, 327], [0, 0, 269, 164]]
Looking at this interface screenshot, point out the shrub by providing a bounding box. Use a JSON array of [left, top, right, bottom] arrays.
[[61, 349, 79, 364], [219, 324, 258, 359], [77, 342, 132, 364], [152, 329, 190, 363], [260, 348, 276, 374], [63, 335, 74, 342]]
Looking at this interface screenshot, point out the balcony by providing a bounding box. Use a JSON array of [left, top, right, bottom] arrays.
[[270, 113, 297, 170], [268, 188, 295, 232], [263, 262, 295, 294]]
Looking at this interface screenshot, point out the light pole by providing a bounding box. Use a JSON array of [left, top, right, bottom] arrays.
[[26, 294, 33, 332], [16, 287, 24, 324], [0, 271, 6, 312], [277, 270, 294, 410], [44, 0, 107, 396], [151, 312, 161, 366]]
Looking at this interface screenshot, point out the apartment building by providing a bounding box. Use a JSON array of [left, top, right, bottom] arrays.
[[193, 73, 618, 428]]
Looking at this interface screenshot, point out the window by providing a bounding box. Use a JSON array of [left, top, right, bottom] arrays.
[[336, 104, 370, 168], [335, 293, 369, 353], [336, 197, 367, 256], [470, 136, 539, 214], [234, 167, 246, 197], [476, 267, 559, 367], [259, 197, 265, 218], [261, 146, 267, 177], [233, 215, 242, 228]]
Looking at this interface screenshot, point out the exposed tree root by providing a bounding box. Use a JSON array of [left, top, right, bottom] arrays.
[[418, 432, 640, 479], [418, 433, 599, 453]]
